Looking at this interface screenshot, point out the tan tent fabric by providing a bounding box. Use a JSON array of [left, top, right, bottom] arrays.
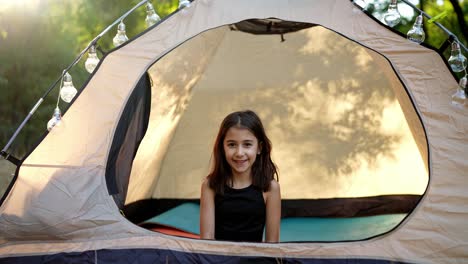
[[0, 0, 467, 263]]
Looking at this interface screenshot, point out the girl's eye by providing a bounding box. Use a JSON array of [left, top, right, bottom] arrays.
[[227, 143, 236, 147], [244, 143, 252, 147]]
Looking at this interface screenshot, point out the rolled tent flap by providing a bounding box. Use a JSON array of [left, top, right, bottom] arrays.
[[106, 72, 152, 209]]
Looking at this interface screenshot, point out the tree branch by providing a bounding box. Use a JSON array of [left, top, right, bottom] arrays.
[[448, 0, 468, 44]]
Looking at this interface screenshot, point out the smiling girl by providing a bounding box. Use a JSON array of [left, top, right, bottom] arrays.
[[200, 110, 281, 242]]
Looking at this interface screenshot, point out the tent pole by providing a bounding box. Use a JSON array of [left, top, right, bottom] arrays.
[[1, 99, 43, 156], [1, 71, 62, 159]]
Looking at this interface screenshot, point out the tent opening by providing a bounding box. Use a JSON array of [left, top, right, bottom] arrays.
[[109, 20, 429, 242]]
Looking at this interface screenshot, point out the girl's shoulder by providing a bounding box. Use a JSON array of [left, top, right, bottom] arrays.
[[201, 178, 216, 199], [264, 179, 280, 194], [202, 177, 210, 186], [201, 178, 214, 191], [268, 179, 280, 192], [263, 179, 280, 203]]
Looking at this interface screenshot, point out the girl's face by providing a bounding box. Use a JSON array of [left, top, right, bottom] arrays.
[[223, 127, 260, 179]]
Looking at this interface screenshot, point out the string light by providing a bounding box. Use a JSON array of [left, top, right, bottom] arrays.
[[372, 0, 386, 12], [47, 107, 62, 131], [407, 14, 425, 44], [145, 1, 161, 28], [451, 76, 467, 107], [85, 45, 100, 73], [384, 0, 401, 27], [178, 0, 191, 9], [113, 20, 129, 47], [448, 42, 467, 73], [60, 72, 77, 103]]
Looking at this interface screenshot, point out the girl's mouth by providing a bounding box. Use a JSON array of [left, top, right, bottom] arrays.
[[233, 160, 247, 165]]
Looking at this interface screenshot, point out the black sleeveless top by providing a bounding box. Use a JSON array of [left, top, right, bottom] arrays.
[[214, 185, 266, 242]]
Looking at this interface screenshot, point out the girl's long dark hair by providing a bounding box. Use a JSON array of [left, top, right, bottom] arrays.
[[207, 110, 278, 194]]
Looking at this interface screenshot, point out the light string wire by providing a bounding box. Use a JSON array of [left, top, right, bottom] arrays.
[[51, 0, 151, 112], [56, 70, 65, 108]]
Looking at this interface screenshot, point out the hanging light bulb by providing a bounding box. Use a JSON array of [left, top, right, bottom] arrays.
[[384, 0, 401, 27], [145, 1, 161, 28], [60, 72, 77, 103], [178, 0, 191, 9], [85, 45, 100, 73], [451, 76, 467, 107], [372, 0, 386, 12], [448, 42, 467, 73], [407, 14, 425, 44], [451, 76, 467, 106], [47, 107, 62, 131], [113, 20, 129, 47]]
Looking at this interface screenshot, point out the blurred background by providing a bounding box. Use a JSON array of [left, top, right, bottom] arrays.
[[0, 0, 467, 196]]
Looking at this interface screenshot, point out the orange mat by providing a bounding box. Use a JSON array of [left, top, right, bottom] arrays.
[[143, 224, 200, 239]]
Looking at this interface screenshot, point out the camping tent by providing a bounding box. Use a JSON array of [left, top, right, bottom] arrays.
[[1, 0, 467, 263]]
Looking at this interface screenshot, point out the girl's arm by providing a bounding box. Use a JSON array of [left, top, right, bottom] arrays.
[[265, 180, 281, 242], [200, 179, 216, 240]]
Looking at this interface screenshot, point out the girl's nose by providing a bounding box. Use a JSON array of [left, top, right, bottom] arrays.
[[235, 147, 244, 156]]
